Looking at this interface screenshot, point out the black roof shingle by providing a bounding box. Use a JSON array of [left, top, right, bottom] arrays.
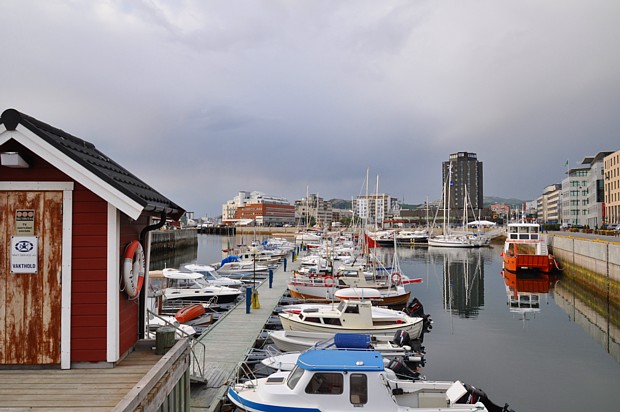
[[1, 108, 184, 220]]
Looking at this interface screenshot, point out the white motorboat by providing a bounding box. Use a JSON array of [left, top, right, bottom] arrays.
[[295, 231, 322, 242], [228, 347, 513, 412], [183, 263, 244, 288], [265, 331, 424, 368], [278, 289, 425, 338], [215, 256, 270, 275], [161, 268, 242, 304], [287, 267, 412, 306]]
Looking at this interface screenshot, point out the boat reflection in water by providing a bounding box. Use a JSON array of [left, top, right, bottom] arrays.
[[428, 247, 486, 319], [501, 270, 558, 324]]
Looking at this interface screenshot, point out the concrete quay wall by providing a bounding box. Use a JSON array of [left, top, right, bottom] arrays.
[[548, 235, 620, 283]]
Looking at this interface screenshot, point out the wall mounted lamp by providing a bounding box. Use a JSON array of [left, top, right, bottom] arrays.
[[1, 152, 30, 168]]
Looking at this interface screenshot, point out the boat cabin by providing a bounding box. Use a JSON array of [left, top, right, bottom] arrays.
[[0, 108, 184, 369], [506, 223, 541, 241], [228, 348, 491, 411]]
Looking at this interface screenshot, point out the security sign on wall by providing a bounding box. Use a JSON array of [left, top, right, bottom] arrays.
[[10, 236, 38, 274]]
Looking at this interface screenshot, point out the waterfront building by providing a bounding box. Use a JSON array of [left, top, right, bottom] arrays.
[[561, 152, 612, 228], [222, 190, 295, 226], [442, 152, 483, 219], [294, 193, 333, 228], [352, 193, 400, 228], [604, 149, 620, 226], [490, 203, 510, 222], [537, 184, 561, 224]]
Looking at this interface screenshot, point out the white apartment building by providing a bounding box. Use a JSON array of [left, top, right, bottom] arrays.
[[537, 184, 561, 224], [561, 152, 612, 228], [352, 194, 400, 228]]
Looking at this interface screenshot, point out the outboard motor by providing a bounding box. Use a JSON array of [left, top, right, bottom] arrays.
[[457, 383, 515, 412], [392, 330, 411, 347], [387, 357, 421, 380], [405, 297, 432, 330]]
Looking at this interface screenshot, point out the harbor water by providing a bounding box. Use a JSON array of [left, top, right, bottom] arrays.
[[166, 233, 620, 412]]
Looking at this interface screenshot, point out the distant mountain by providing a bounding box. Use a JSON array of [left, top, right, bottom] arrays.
[[483, 196, 525, 208], [329, 197, 524, 210], [329, 199, 352, 210]]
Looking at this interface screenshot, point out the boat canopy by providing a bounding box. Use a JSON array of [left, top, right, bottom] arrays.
[[221, 255, 239, 265], [467, 220, 496, 227], [162, 269, 202, 280], [297, 349, 384, 372]]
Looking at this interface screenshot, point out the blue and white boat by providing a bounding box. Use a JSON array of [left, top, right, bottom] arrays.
[[228, 348, 514, 412]]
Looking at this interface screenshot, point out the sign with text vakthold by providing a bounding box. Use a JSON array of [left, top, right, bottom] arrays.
[[10, 236, 38, 274], [15, 209, 35, 235]]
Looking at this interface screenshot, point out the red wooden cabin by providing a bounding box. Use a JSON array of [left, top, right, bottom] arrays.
[[0, 108, 184, 369]]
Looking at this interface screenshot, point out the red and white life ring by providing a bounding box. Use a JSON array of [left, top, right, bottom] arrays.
[[390, 272, 402, 285], [323, 275, 335, 287], [123, 240, 145, 299]]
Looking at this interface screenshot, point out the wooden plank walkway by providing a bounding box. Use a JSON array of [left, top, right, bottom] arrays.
[[0, 341, 163, 411], [190, 256, 299, 412]]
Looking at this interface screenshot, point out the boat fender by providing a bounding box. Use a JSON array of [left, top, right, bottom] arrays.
[[122, 240, 145, 299]]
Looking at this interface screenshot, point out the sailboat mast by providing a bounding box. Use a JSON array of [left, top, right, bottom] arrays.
[[375, 174, 379, 230]]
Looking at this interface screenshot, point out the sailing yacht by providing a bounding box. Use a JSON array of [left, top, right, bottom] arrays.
[[428, 165, 483, 248]]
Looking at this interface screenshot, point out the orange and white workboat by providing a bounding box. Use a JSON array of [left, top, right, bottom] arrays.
[[502, 222, 555, 273]]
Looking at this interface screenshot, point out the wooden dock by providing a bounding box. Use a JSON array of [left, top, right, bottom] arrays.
[[0, 339, 191, 411], [190, 255, 299, 412]]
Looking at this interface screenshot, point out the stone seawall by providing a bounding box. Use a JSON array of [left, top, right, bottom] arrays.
[[548, 235, 620, 309], [150, 229, 197, 256], [549, 235, 620, 283]]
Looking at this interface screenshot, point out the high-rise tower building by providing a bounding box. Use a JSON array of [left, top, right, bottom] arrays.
[[442, 152, 484, 216]]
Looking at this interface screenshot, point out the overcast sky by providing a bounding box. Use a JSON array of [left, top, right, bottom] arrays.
[[2, 1, 619, 217]]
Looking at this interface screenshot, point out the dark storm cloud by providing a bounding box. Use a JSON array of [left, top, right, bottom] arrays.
[[1, 0, 619, 216]]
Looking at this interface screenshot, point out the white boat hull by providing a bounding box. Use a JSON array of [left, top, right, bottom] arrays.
[[279, 312, 423, 338]]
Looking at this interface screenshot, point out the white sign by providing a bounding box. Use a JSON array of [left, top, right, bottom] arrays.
[[10, 236, 38, 274]]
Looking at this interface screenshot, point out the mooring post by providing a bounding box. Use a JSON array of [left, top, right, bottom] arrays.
[[283, 257, 287, 272], [155, 327, 176, 355], [269, 269, 273, 288], [245, 286, 252, 313]]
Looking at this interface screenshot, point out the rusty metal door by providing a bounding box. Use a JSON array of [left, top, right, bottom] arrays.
[[0, 191, 62, 365]]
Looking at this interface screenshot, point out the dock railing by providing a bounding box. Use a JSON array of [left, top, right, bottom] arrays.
[[146, 309, 209, 383]]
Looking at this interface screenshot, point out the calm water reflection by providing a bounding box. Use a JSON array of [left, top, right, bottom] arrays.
[[162, 234, 620, 411]]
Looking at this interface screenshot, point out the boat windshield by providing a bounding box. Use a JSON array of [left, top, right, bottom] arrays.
[[195, 270, 220, 281], [287, 365, 305, 390], [168, 277, 209, 289]]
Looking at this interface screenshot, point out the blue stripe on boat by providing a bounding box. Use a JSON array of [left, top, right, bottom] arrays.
[[227, 387, 321, 412]]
